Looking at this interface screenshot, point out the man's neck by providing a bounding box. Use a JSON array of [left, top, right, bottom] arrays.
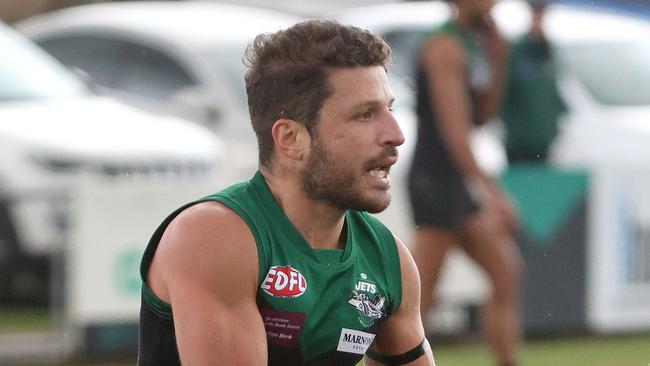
[[261, 169, 347, 250]]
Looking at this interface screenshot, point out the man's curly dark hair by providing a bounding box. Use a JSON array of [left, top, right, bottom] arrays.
[[244, 20, 392, 167]]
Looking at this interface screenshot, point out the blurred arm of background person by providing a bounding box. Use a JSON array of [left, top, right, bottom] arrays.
[[419, 14, 518, 231], [473, 14, 509, 128], [364, 237, 437, 366], [502, 0, 568, 165]]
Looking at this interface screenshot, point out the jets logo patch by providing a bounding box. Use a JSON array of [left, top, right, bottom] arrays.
[[348, 272, 387, 327]]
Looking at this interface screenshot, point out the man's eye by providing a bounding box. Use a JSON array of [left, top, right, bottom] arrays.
[[357, 111, 373, 120]]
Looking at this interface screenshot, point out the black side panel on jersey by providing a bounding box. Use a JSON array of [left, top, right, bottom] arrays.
[[137, 297, 180, 366]]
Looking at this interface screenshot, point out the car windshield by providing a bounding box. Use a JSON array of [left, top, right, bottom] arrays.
[[557, 42, 650, 106], [0, 23, 87, 101]]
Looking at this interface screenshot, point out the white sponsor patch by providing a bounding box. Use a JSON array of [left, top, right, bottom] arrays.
[[336, 328, 375, 355]]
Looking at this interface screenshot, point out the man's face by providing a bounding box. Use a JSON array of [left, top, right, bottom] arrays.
[[300, 66, 404, 213], [465, 0, 496, 28]]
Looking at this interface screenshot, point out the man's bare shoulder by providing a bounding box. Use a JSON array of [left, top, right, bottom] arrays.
[[421, 33, 464, 67], [149, 200, 258, 302], [162, 200, 256, 259]]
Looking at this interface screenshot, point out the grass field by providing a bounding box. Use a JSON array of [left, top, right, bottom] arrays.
[[0, 308, 52, 333], [428, 333, 650, 366]]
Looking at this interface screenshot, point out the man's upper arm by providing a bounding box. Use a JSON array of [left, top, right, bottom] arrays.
[[421, 35, 469, 127], [364, 237, 436, 366], [148, 201, 267, 365], [420, 35, 485, 180]]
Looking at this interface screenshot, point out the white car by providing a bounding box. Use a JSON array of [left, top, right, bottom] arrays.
[[17, 1, 304, 183], [0, 21, 223, 304]]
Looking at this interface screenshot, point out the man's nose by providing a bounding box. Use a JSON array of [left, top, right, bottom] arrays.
[[381, 109, 405, 147]]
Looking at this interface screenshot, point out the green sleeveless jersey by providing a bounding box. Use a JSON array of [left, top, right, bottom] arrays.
[[140, 171, 403, 365]]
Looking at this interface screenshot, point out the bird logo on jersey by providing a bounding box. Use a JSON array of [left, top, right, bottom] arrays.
[[348, 292, 386, 319], [348, 272, 386, 327]]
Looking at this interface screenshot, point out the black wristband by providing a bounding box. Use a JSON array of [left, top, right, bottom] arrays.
[[365, 338, 427, 365]]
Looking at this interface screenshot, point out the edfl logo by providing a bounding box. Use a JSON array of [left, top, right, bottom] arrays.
[[261, 265, 307, 298]]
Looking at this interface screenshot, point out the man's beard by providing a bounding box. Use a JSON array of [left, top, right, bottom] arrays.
[[300, 135, 392, 213]]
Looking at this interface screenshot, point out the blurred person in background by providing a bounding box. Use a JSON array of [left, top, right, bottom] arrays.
[[407, 0, 523, 365], [502, 0, 567, 164], [138, 20, 436, 366]]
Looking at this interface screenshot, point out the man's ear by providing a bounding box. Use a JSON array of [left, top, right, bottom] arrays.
[[271, 119, 309, 161]]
